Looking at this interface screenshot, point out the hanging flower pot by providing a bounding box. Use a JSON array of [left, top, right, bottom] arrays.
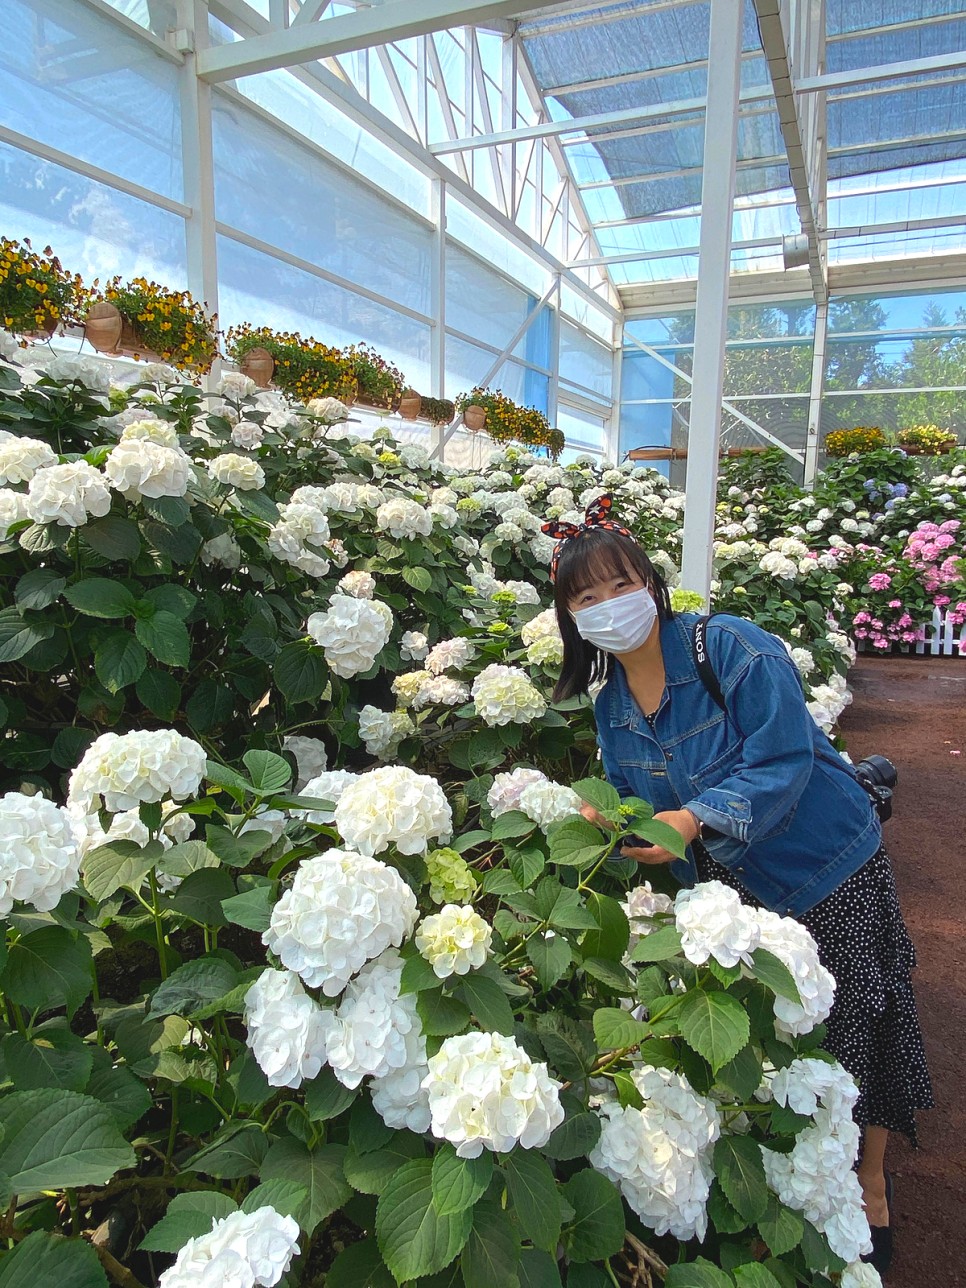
[[84, 301, 123, 354], [463, 404, 487, 433], [398, 390, 421, 420], [239, 346, 274, 388]]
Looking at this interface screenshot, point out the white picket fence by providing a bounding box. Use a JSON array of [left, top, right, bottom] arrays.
[[857, 606, 966, 656]]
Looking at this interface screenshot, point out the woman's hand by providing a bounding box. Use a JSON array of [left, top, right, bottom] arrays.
[[580, 802, 615, 831], [620, 808, 701, 865]]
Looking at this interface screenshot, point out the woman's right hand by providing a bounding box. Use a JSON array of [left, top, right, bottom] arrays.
[[580, 802, 614, 831]]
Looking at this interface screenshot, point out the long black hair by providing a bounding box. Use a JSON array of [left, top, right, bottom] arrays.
[[551, 526, 674, 701]]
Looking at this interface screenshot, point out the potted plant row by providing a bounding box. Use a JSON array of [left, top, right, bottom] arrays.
[[897, 424, 959, 456], [455, 387, 565, 459], [0, 237, 85, 339], [225, 324, 357, 402], [84, 277, 218, 373]]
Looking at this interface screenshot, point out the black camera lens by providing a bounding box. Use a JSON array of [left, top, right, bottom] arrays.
[[855, 754, 898, 791]]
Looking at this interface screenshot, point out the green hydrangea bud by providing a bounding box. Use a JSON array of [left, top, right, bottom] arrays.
[[426, 847, 476, 904]]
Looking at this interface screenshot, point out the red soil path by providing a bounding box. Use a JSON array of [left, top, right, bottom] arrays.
[[839, 655, 966, 1285]]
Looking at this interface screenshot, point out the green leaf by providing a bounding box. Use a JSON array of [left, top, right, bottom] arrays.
[[0, 607, 53, 663], [3, 1023, 93, 1092], [417, 989, 472, 1038], [461, 1198, 520, 1288], [403, 566, 433, 592], [135, 668, 182, 719], [751, 948, 801, 1005], [328, 1239, 396, 1288], [581, 957, 634, 993], [400, 953, 440, 995], [582, 893, 630, 961], [625, 817, 687, 859], [262, 1139, 352, 1233], [140, 1191, 238, 1252], [161, 840, 221, 877], [345, 1133, 426, 1195], [186, 1123, 269, 1179], [84, 1062, 152, 1130], [507, 845, 545, 888], [542, 1112, 601, 1162], [241, 1178, 309, 1221], [135, 610, 190, 667], [15, 569, 66, 611], [503, 1150, 561, 1253], [546, 818, 609, 870], [0, 1231, 109, 1288], [713, 1136, 770, 1223], [83, 839, 165, 902], [571, 778, 621, 818], [377, 1159, 472, 1282], [305, 1068, 358, 1122], [535, 1014, 594, 1081], [186, 680, 235, 733], [432, 1145, 493, 1216], [518, 1250, 562, 1288], [707, 1180, 746, 1235], [678, 990, 750, 1072], [663, 1261, 735, 1288], [733, 1266, 783, 1288], [457, 973, 515, 1035], [243, 749, 293, 795], [716, 1044, 764, 1103], [490, 811, 536, 841], [1, 927, 92, 1017], [141, 517, 202, 564], [757, 1194, 805, 1257], [64, 578, 136, 619], [526, 932, 572, 990], [275, 640, 327, 703], [536, 882, 598, 931], [627, 923, 684, 963], [221, 884, 276, 932], [142, 583, 196, 618], [561, 1169, 625, 1263], [149, 957, 239, 1017], [81, 516, 141, 561], [166, 867, 234, 926], [94, 629, 147, 691], [0, 1090, 135, 1191], [592, 1008, 650, 1051]]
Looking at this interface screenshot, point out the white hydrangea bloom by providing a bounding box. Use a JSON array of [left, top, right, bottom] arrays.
[[264, 850, 418, 995], [430, 502, 459, 528], [0, 488, 29, 537], [759, 550, 798, 580], [673, 880, 761, 968], [335, 765, 452, 856], [423, 1031, 565, 1158], [471, 664, 547, 727], [207, 453, 265, 491], [358, 706, 414, 759], [244, 968, 335, 1088], [0, 436, 58, 484], [200, 532, 242, 569], [392, 669, 432, 708], [518, 781, 582, 829], [216, 371, 257, 400], [326, 948, 422, 1088], [0, 792, 81, 915], [400, 630, 429, 662], [306, 396, 349, 423], [296, 770, 358, 824], [267, 501, 331, 577], [376, 496, 433, 539], [487, 767, 549, 817], [589, 1065, 721, 1241], [282, 735, 327, 790], [26, 461, 112, 527], [412, 674, 470, 710], [231, 419, 264, 450], [68, 730, 207, 814], [43, 353, 110, 392], [105, 440, 192, 500], [502, 580, 541, 606], [306, 595, 392, 679], [841, 1262, 884, 1288], [425, 637, 475, 675], [370, 1017, 432, 1133], [159, 1206, 300, 1288], [120, 418, 180, 449], [426, 848, 476, 905], [520, 608, 561, 647], [416, 904, 492, 978], [789, 646, 816, 675], [623, 882, 675, 959], [753, 909, 836, 1037], [337, 570, 376, 599]]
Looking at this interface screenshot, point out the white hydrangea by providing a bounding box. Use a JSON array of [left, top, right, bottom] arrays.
[[70, 799, 193, 863], [841, 1263, 884, 1288], [759, 550, 798, 580], [306, 595, 392, 678], [244, 968, 335, 1088], [264, 850, 418, 995], [423, 1031, 565, 1158], [412, 674, 470, 710], [520, 608, 561, 647], [207, 453, 265, 491], [518, 781, 582, 829], [370, 1016, 432, 1132], [335, 765, 452, 856], [502, 580, 541, 606], [392, 669, 432, 708], [789, 646, 816, 675], [487, 767, 549, 816], [326, 948, 422, 1088], [282, 735, 327, 790], [430, 502, 459, 528], [376, 496, 433, 539], [471, 664, 547, 727], [589, 1065, 721, 1241], [26, 461, 112, 527], [267, 501, 332, 577], [43, 353, 110, 392], [120, 418, 180, 449], [0, 488, 29, 537], [0, 436, 58, 484], [623, 882, 675, 958], [358, 706, 414, 759], [200, 532, 242, 569], [425, 637, 475, 675], [158, 1205, 300, 1288], [400, 630, 429, 661], [337, 569, 376, 599], [231, 419, 265, 450], [296, 770, 358, 824], [526, 635, 564, 667], [673, 880, 761, 968], [0, 792, 81, 915], [68, 730, 207, 814], [306, 396, 349, 423], [104, 440, 192, 500], [416, 904, 492, 978], [752, 909, 836, 1037], [216, 371, 257, 400]]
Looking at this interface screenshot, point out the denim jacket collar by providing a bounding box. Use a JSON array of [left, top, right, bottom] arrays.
[[604, 614, 697, 728]]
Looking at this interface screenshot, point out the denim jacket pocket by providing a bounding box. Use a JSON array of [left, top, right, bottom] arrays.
[[687, 743, 743, 793]]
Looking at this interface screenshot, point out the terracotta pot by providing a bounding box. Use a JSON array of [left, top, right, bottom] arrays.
[[240, 346, 274, 388], [463, 404, 487, 433], [341, 379, 358, 409], [398, 392, 421, 420], [84, 302, 123, 354]]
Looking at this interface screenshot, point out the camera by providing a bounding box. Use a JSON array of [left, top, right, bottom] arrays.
[[854, 754, 898, 824]]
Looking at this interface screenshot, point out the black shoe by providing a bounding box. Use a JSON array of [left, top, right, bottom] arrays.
[[862, 1171, 894, 1276]]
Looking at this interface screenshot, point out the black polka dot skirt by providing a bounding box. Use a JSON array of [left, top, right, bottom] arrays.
[[695, 844, 934, 1144]]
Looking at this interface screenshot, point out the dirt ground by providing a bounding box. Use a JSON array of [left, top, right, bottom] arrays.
[[839, 655, 966, 1286]]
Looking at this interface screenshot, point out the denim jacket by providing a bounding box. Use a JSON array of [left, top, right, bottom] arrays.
[[594, 612, 881, 917]]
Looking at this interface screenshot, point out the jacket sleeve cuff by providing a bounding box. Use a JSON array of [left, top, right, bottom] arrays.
[[685, 789, 752, 845]]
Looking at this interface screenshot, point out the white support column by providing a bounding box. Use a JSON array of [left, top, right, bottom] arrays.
[[607, 322, 623, 463], [430, 179, 447, 457], [804, 299, 828, 487], [547, 274, 561, 430], [680, 0, 743, 601], [177, 0, 220, 377]]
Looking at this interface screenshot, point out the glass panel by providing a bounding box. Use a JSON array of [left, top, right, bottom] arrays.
[[446, 243, 544, 351], [558, 404, 606, 462], [444, 333, 547, 410], [559, 321, 614, 399]]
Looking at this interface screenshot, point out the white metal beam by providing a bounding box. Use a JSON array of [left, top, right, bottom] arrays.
[[804, 299, 827, 486], [292, 0, 329, 24], [197, 0, 561, 82], [798, 50, 966, 94], [569, 236, 782, 270]]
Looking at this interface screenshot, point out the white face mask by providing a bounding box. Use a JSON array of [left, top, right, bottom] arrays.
[[572, 587, 657, 654]]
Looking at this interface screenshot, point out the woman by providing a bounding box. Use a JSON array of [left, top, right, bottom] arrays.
[[543, 497, 933, 1274]]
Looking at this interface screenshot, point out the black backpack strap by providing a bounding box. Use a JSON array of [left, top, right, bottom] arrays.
[[692, 614, 726, 713]]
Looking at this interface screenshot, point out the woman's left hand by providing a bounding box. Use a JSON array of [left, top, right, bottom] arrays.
[[620, 809, 701, 865]]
